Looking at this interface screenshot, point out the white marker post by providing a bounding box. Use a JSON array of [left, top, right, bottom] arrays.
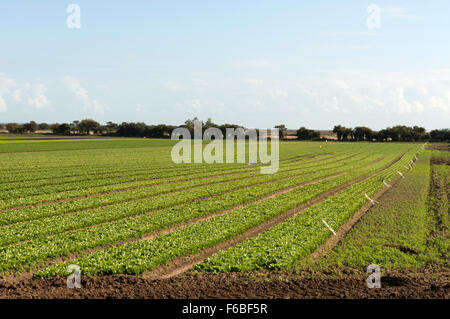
[[397, 171, 404, 178], [364, 193, 378, 205], [383, 180, 391, 188], [321, 218, 336, 236]]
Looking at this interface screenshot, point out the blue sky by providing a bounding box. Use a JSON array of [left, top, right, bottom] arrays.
[[0, 1, 449, 130]]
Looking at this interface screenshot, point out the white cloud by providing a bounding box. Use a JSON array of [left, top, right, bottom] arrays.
[[0, 74, 16, 112], [350, 44, 376, 51], [322, 31, 379, 37], [162, 82, 184, 91], [321, 95, 345, 113], [164, 68, 449, 130], [63, 75, 105, 114], [12, 89, 22, 102], [245, 78, 264, 86], [269, 88, 288, 98], [179, 98, 201, 112], [27, 82, 50, 109], [233, 59, 272, 68], [0, 74, 51, 112], [298, 69, 450, 115], [319, 43, 339, 50], [136, 103, 143, 112], [319, 43, 377, 51], [0, 96, 6, 112]]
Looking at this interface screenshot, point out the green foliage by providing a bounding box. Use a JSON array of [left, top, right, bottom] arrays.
[[195, 147, 420, 272], [0, 140, 426, 277], [296, 127, 320, 140], [313, 152, 449, 269]]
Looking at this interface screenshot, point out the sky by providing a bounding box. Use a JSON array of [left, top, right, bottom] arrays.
[[0, 0, 449, 130]]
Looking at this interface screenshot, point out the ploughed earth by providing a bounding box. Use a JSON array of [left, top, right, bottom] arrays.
[[0, 267, 448, 299]]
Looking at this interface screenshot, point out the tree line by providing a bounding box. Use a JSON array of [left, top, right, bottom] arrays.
[[0, 119, 448, 142], [0, 118, 243, 139], [331, 125, 449, 142]]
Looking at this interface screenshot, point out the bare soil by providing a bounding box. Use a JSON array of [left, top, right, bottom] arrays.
[[426, 144, 449, 152], [0, 267, 448, 299], [431, 157, 450, 165]]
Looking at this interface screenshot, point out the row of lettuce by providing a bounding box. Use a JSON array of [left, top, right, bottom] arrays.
[[0, 150, 381, 274], [0, 152, 357, 224], [0, 153, 369, 245], [0, 152, 335, 208], [195, 148, 420, 271], [32, 146, 419, 277]]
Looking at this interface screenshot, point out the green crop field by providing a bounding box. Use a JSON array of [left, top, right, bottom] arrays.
[[1, 137, 438, 281]]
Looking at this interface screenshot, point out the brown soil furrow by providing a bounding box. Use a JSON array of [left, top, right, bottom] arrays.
[[7, 154, 393, 279], [143, 154, 404, 279], [306, 151, 416, 264], [0, 150, 320, 186], [1, 171, 272, 226], [0, 161, 236, 186], [134, 155, 382, 248], [0, 156, 335, 223], [49, 170, 329, 237], [25, 171, 348, 277], [291, 153, 330, 161], [307, 175, 402, 264], [0, 145, 173, 155], [0, 170, 256, 213], [8, 153, 375, 245], [0, 152, 338, 213], [2, 168, 323, 248], [137, 172, 346, 243]]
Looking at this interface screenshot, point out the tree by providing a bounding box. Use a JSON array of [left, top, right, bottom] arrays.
[[23, 121, 38, 133], [182, 117, 201, 135], [430, 129, 449, 142], [52, 123, 71, 135], [296, 127, 320, 140], [38, 123, 50, 130], [218, 123, 243, 138], [389, 125, 410, 141], [411, 126, 427, 141], [116, 122, 146, 137], [333, 125, 353, 141], [204, 118, 216, 129], [71, 120, 80, 134], [333, 125, 344, 141], [353, 126, 373, 141], [6, 123, 25, 134], [342, 127, 352, 141], [78, 119, 100, 135], [105, 122, 119, 133], [374, 129, 385, 142], [274, 124, 287, 140]]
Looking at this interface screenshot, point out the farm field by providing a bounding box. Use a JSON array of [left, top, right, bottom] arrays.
[[0, 138, 448, 298], [0, 137, 177, 153]]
